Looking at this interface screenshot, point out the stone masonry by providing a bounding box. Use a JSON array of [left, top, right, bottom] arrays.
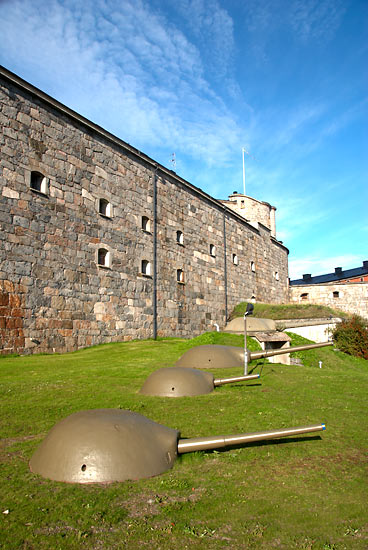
[[0, 66, 289, 354], [221, 192, 277, 238], [290, 282, 368, 320]]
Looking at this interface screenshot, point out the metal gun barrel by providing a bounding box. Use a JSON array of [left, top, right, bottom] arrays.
[[177, 423, 325, 453], [213, 374, 260, 387], [250, 341, 332, 360]]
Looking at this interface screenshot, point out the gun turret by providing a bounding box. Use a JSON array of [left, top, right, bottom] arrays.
[[139, 366, 260, 397], [29, 409, 326, 483], [176, 342, 333, 369]]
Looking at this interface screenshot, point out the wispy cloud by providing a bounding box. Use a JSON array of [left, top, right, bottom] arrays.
[[0, 0, 242, 165], [260, 103, 327, 151], [172, 0, 235, 80], [244, 0, 346, 43], [239, 0, 347, 70], [321, 97, 368, 138], [289, 0, 347, 43], [275, 196, 330, 243]]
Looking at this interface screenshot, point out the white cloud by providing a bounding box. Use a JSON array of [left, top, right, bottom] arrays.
[[239, 0, 347, 69], [171, 0, 235, 80], [0, 0, 242, 166], [289, 0, 347, 43], [243, 0, 346, 43]]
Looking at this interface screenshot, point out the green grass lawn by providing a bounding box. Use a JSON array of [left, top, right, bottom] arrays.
[[230, 302, 348, 320], [0, 332, 367, 549]]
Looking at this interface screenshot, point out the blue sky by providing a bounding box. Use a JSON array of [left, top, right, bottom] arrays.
[[1, 0, 367, 279]]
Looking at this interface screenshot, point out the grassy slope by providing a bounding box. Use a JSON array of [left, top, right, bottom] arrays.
[[230, 302, 348, 320], [0, 333, 367, 549]]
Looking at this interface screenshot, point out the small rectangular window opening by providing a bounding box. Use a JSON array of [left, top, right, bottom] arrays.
[[141, 259, 152, 277], [142, 216, 151, 232], [30, 171, 48, 194], [99, 199, 111, 217], [176, 230, 184, 245], [98, 248, 110, 268], [177, 268, 184, 283]]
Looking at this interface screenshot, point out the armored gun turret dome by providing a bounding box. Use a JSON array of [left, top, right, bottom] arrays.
[[139, 367, 260, 397], [29, 409, 179, 483], [140, 367, 214, 397], [175, 345, 244, 369]]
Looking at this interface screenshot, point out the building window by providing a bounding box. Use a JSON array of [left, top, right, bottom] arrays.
[[274, 271, 279, 281], [97, 248, 111, 268], [210, 244, 216, 257], [141, 259, 151, 277], [333, 291, 339, 298], [300, 293, 308, 301], [142, 216, 151, 232], [251, 261, 256, 272], [99, 198, 111, 217], [232, 254, 238, 265], [177, 269, 184, 283], [30, 171, 48, 194], [176, 230, 184, 245]]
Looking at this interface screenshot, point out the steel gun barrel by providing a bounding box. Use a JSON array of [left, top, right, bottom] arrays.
[[213, 373, 260, 386], [178, 423, 325, 453], [249, 341, 333, 361]]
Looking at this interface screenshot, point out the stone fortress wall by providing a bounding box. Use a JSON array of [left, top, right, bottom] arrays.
[[289, 282, 368, 320], [0, 67, 289, 355]]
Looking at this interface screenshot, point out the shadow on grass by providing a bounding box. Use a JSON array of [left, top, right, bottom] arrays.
[[229, 383, 262, 388]]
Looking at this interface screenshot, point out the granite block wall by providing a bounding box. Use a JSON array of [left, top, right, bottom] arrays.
[[0, 68, 289, 354], [290, 283, 368, 320]]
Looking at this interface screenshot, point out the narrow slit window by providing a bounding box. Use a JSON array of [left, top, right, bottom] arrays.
[[210, 244, 216, 257], [142, 216, 151, 232], [177, 269, 184, 283], [141, 259, 151, 276], [99, 199, 111, 217], [97, 248, 110, 268], [232, 254, 238, 265], [176, 230, 184, 245], [30, 171, 48, 194], [251, 261, 256, 272]]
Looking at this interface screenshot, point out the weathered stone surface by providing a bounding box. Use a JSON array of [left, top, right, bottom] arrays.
[[290, 283, 368, 320], [0, 69, 289, 354]]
